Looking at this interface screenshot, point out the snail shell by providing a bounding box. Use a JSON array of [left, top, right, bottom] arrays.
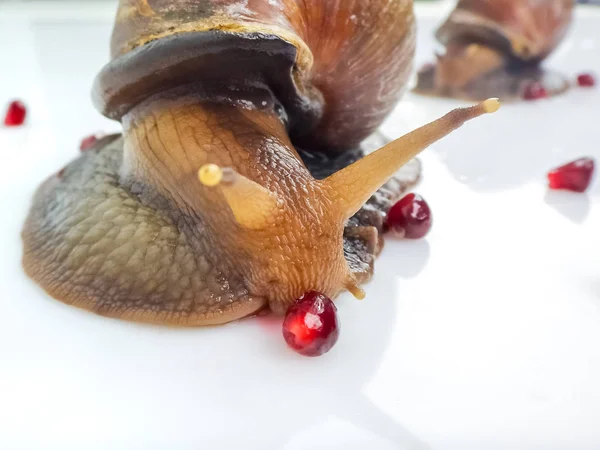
[[95, 0, 416, 152], [437, 0, 574, 62]]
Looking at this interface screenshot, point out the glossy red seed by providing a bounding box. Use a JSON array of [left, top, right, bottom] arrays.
[[79, 134, 100, 152], [4, 100, 27, 126], [547, 157, 595, 193], [386, 193, 432, 239], [523, 82, 548, 101], [577, 73, 596, 87], [282, 291, 339, 357]]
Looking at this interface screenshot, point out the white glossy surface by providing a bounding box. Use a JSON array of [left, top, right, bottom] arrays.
[[1, 3, 600, 450]]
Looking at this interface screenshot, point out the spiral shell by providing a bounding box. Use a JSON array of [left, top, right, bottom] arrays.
[[94, 0, 416, 152]]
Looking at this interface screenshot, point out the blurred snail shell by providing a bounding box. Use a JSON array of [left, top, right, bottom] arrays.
[[22, 0, 498, 325], [415, 0, 575, 101]]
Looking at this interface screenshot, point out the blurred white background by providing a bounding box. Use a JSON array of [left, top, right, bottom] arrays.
[[1, 1, 600, 450]]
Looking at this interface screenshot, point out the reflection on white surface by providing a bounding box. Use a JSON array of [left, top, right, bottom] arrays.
[[545, 190, 591, 224], [1, 3, 600, 450]]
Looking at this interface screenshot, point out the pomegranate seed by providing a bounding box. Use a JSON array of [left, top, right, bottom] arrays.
[[547, 157, 595, 193], [523, 82, 548, 101], [282, 291, 339, 357], [3, 100, 27, 126], [577, 73, 596, 88], [79, 133, 103, 152], [386, 193, 432, 239]]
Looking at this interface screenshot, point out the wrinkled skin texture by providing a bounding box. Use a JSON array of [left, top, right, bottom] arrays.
[[23, 136, 265, 325], [414, 0, 574, 101], [22, 121, 420, 325]]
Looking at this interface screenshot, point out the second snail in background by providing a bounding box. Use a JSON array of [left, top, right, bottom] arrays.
[[415, 0, 575, 101]]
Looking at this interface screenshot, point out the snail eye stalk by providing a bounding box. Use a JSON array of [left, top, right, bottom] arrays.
[[198, 164, 281, 230], [324, 99, 500, 220]]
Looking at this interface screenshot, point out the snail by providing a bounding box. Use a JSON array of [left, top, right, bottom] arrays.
[[415, 0, 575, 101], [22, 0, 498, 325]]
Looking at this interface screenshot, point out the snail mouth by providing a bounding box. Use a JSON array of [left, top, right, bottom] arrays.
[[262, 279, 344, 317]]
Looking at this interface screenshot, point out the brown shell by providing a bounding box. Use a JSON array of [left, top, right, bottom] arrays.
[[93, 0, 416, 152], [436, 0, 574, 62]]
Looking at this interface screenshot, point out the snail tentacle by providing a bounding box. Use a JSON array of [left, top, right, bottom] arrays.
[[324, 99, 500, 220], [198, 164, 281, 230]]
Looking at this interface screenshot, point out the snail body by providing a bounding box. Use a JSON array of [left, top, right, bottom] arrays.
[[415, 0, 575, 101], [22, 0, 497, 325]]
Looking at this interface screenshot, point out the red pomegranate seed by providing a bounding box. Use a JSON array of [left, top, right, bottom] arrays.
[[523, 82, 548, 101], [282, 291, 339, 357], [386, 193, 432, 239], [577, 73, 596, 88], [547, 157, 595, 193], [79, 134, 102, 152], [3, 100, 27, 126]]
